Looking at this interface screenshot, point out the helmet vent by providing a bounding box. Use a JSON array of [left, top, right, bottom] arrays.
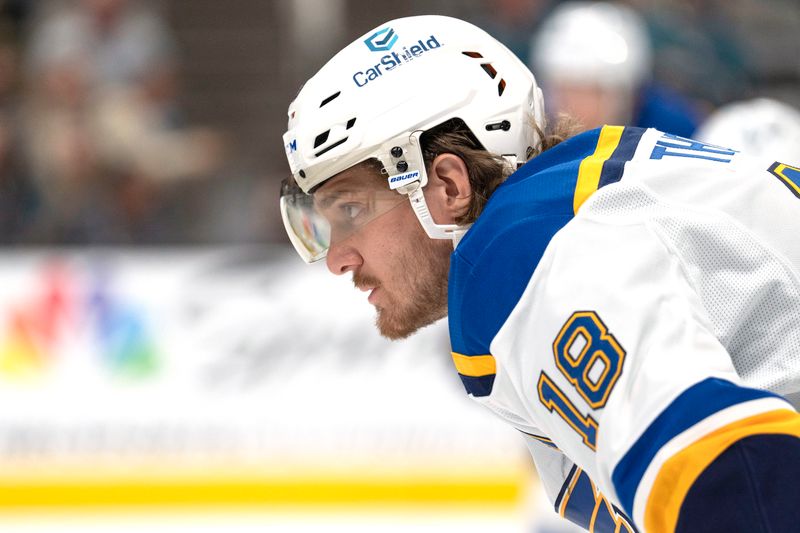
[[462, 51, 483, 58], [498, 79, 507, 96], [481, 63, 498, 79], [315, 137, 348, 157], [346, 117, 357, 129], [313, 130, 330, 149], [319, 91, 341, 108]]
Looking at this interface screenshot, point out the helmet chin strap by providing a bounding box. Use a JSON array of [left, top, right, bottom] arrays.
[[400, 182, 472, 249], [391, 150, 521, 249]]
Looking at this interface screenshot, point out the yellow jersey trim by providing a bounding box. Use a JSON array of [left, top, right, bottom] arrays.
[[772, 163, 800, 196], [524, 433, 557, 449], [573, 126, 625, 214], [644, 408, 800, 533], [451, 352, 496, 377]]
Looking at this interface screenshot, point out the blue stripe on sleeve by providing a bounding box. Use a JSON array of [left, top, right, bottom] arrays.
[[612, 377, 782, 515], [562, 469, 596, 530], [553, 464, 578, 512], [558, 468, 640, 532]]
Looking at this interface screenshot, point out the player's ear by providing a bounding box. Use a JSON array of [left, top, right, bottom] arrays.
[[426, 153, 472, 222]]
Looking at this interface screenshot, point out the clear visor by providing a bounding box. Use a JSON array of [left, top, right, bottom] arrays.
[[280, 176, 409, 263]]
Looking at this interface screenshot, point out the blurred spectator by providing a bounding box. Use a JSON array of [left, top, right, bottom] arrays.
[[695, 97, 800, 163], [0, 26, 19, 112], [26, 0, 177, 90], [0, 9, 38, 243], [20, 25, 100, 241], [530, 1, 701, 135], [0, 110, 37, 243], [90, 64, 224, 186], [20, 0, 224, 243]]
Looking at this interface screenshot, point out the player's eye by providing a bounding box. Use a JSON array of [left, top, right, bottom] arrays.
[[341, 203, 365, 220]]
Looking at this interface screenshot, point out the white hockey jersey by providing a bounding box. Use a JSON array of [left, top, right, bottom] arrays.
[[447, 126, 800, 532]]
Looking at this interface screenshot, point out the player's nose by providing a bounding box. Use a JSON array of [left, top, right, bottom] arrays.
[[326, 240, 363, 276]]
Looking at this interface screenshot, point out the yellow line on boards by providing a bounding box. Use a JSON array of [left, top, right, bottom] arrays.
[[0, 475, 525, 509]]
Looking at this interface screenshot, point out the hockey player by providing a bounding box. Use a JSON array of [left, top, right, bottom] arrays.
[[530, 2, 701, 137], [695, 97, 800, 164], [280, 15, 800, 533]]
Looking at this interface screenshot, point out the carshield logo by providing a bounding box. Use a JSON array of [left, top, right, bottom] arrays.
[[365, 27, 398, 52], [353, 33, 443, 88]]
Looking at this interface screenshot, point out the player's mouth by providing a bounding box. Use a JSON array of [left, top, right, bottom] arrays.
[[355, 283, 379, 303], [353, 273, 382, 305], [367, 286, 380, 305]]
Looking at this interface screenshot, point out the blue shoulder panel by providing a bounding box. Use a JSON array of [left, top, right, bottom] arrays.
[[448, 126, 646, 397]]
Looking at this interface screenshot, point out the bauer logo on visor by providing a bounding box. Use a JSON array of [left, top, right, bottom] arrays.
[[388, 170, 420, 190]]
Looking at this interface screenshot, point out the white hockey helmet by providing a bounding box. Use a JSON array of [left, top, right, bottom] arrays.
[[531, 2, 652, 90], [281, 15, 546, 263], [695, 98, 800, 163]]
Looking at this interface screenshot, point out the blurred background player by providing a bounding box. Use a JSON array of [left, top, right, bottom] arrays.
[[529, 1, 701, 136], [695, 97, 800, 163]]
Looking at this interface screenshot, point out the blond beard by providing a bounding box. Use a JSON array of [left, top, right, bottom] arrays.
[[355, 236, 452, 340]]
